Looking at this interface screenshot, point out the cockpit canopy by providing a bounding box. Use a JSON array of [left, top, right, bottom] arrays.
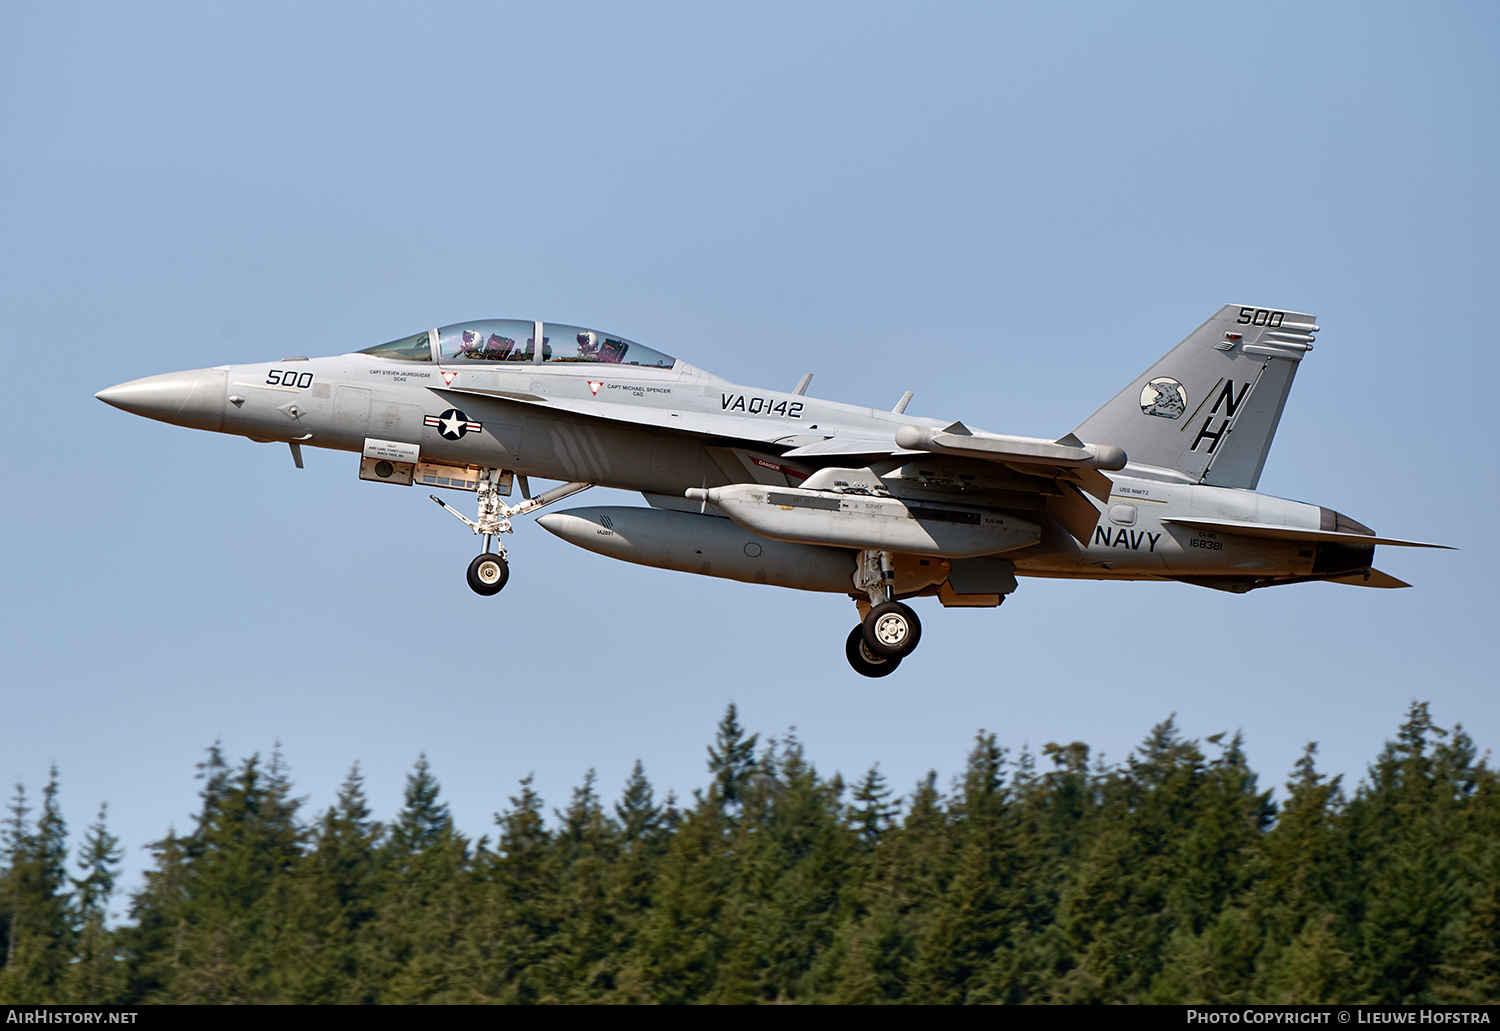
[[357, 320, 675, 369]]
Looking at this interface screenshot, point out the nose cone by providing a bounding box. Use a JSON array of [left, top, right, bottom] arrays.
[[537, 512, 594, 544], [96, 368, 227, 433]]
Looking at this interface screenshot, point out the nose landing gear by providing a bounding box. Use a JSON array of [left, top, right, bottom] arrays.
[[430, 469, 592, 596]]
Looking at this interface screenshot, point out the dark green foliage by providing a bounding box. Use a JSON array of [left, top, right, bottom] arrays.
[[1346, 703, 1478, 1003], [0, 771, 74, 1002], [67, 804, 124, 1004], [371, 756, 470, 1003], [2, 702, 1497, 1004], [847, 765, 897, 849], [706, 702, 758, 814], [122, 747, 306, 1003], [276, 764, 381, 1003]]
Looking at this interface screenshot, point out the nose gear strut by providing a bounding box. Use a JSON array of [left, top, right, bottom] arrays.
[[430, 470, 592, 595]]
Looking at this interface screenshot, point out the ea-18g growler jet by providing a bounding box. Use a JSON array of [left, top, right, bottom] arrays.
[[97, 304, 1447, 676]]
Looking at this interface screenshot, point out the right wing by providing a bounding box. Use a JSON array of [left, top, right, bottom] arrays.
[[778, 422, 1129, 543]]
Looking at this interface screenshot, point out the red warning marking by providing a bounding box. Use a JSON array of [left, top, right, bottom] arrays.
[[751, 455, 807, 481]]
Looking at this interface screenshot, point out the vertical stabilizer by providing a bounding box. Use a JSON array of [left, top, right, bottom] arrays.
[[1071, 304, 1317, 489]]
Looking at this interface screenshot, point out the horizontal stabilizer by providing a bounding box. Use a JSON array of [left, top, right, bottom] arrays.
[[1161, 517, 1452, 550], [1329, 569, 1411, 589]]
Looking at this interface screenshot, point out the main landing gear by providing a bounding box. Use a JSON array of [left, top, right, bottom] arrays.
[[431, 469, 592, 597], [846, 550, 924, 677]]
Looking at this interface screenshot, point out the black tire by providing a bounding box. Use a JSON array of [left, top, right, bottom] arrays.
[[846, 625, 902, 678], [466, 553, 509, 596], [862, 601, 922, 659]]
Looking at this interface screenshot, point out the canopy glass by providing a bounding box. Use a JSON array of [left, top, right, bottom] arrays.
[[435, 321, 674, 368]]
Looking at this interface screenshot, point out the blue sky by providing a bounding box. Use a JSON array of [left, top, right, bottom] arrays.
[[3, 1, 1496, 902]]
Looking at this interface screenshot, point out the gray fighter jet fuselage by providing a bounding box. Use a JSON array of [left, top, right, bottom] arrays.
[[96, 308, 1447, 675]]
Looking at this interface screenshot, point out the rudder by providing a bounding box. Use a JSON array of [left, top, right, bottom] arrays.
[[1072, 304, 1318, 489]]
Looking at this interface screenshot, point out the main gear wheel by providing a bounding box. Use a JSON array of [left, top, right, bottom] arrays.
[[861, 601, 922, 659], [846, 625, 901, 677]]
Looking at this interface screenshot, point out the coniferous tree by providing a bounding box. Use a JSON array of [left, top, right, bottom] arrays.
[[120, 827, 189, 1002], [374, 755, 469, 1003], [170, 750, 304, 1003], [601, 762, 671, 1003], [1145, 732, 1274, 1003], [0, 772, 74, 1003], [65, 804, 124, 1004], [820, 770, 949, 1003], [848, 765, 898, 850], [275, 763, 381, 1003], [3, 700, 1494, 1004], [541, 770, 624, 1001], [454, 773, 558, 1004], [0, 781, 31, 987], [623, 782, 731, 1002], [732, 734, 853, 1002], [1259, 745, 1347, 926], [1250, 743, 1353, 1003], [910, 733, 1008, 1003], [191, 741, 232, 855], [1431, 843, 1500, 1003], [1431, 748, 1500, 1003], [387, 755, 451, 858], [1349, 703, 1474, 1003], [707, 703, 758, 816], [616, 761, 666, 848], [1258, 912, 1357, 1005], [1041, 719, 1260, 1002], [120, 743, 228, 998]]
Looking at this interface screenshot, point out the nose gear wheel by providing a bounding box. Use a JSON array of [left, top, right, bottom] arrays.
[[467, 553, 509, 596]]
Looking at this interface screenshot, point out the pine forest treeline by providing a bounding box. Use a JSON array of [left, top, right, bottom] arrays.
[[2, 702, 1497, 1004]]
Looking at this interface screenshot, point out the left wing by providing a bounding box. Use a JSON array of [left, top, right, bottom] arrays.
[[437, 373, 811, 446], [448, 371, 1121, 542]]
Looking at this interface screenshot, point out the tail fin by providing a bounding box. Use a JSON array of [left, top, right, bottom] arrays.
[[1072, 304, 1318, 489]]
